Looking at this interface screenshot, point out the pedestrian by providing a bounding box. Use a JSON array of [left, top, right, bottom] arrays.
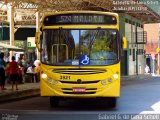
[[34, 59, 40, 67], [4, 52, 9, 63], [18, 63, 24, 84], [145, 64, 150, 74], [9, 56, 19, 90], [26, 64, 36, 83], [0, 52, 6, 90], [4, 62, 10, 84], [35, 63, 40, 82], [21, 55, 27, 67]]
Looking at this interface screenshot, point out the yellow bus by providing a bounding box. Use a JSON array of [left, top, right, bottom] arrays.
[[35, 11, 123, 108]]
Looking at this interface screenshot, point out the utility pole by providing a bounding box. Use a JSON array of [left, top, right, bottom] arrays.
[[8, 5, 14, 61], [36, 12, 40, 60], [135, 24, 138, 76]]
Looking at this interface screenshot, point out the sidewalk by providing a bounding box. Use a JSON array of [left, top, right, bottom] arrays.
[[0, 74, 154, 103], [0, 82, 40, 103], [121, 74, 153, 81]]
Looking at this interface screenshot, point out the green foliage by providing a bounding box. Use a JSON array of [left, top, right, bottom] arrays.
[[91, 38, 109, 52], [14, 40, 25, 49]]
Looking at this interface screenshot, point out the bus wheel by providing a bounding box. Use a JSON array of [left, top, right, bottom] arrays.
[[50, 97, 59, 107], [108, 97, 117, 108]]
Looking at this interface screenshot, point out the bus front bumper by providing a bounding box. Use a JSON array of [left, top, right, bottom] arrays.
[[40, 79, 120, 98]]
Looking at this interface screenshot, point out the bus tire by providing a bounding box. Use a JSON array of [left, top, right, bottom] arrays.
[[108, 97, 117, 108], [50, 97, 59, 107]]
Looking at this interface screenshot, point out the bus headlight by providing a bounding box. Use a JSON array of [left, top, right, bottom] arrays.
[[113, 74, 118, 79], [42, 73, 47, 79], [52, 80, 58, 85], [47, 78, 52, 82], [101, 80, 106, 85], [108, 78, 113, 83]]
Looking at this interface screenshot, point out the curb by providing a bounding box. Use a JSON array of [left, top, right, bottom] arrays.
[[0, 74, 154, 103], [121, 74, 153, 86], [0, 89, 40, 103]]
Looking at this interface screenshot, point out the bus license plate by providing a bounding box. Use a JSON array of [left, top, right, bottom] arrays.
[[73, 88, 85, 92]]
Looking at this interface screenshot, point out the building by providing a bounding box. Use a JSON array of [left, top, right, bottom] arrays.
[[119, 14, 146, 76], [144, 23, 160, 74]]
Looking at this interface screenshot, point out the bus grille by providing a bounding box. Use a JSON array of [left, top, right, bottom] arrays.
[[60, 80, 100, 84], [52, 68, 106, 75]]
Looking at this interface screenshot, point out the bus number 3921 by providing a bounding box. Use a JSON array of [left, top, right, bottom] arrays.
[[60, 76, 71, 80]]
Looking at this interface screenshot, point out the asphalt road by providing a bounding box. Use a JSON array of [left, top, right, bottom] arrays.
[[0, 76, 160, 120]]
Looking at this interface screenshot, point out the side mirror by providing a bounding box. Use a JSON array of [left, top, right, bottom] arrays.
[[122, 37, 127, 49], [35, 32, 41, 52]]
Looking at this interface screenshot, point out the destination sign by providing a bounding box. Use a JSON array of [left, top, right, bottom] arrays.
[[43, 13, 117, 25]]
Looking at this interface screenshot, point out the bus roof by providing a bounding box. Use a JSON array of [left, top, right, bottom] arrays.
[[43, 10, 118, 20]]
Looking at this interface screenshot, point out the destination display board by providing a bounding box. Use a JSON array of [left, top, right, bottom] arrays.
[[43, 13, 117, 25]]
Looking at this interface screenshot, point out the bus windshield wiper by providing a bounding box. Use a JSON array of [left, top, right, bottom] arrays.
[[89, 27, 101, 50], [59, 27, 73, 50]]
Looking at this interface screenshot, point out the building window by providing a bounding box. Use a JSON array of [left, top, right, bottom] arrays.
[[133, 49, 135, 61], [129, 49, 132, 55], [125, 18, 129, 23], [136, 23, 140, 27], [132, 21, 135, 25], [141, 24, 143, 28], [137, 49, 144, 55]]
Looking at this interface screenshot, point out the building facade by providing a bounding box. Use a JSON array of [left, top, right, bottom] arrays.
[[120, 13, 146, 76], [144, 23, 160, 74]]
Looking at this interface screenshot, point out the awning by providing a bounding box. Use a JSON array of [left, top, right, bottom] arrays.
[[0, 42, 24, 51]]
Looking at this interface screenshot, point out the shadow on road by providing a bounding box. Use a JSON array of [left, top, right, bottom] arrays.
[[50, 98, 118, 111]]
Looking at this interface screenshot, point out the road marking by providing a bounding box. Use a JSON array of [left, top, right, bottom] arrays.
[[131, 101, 160, 120], [140, 101, 160, 114], [151, 101, 160, 112]]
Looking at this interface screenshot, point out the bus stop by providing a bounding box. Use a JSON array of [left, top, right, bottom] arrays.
[[0, 42, 24, 51], [0, 0, 160, 75]]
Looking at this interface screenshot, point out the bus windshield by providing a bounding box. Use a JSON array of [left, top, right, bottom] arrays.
[[41, 29, 119, 66]]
